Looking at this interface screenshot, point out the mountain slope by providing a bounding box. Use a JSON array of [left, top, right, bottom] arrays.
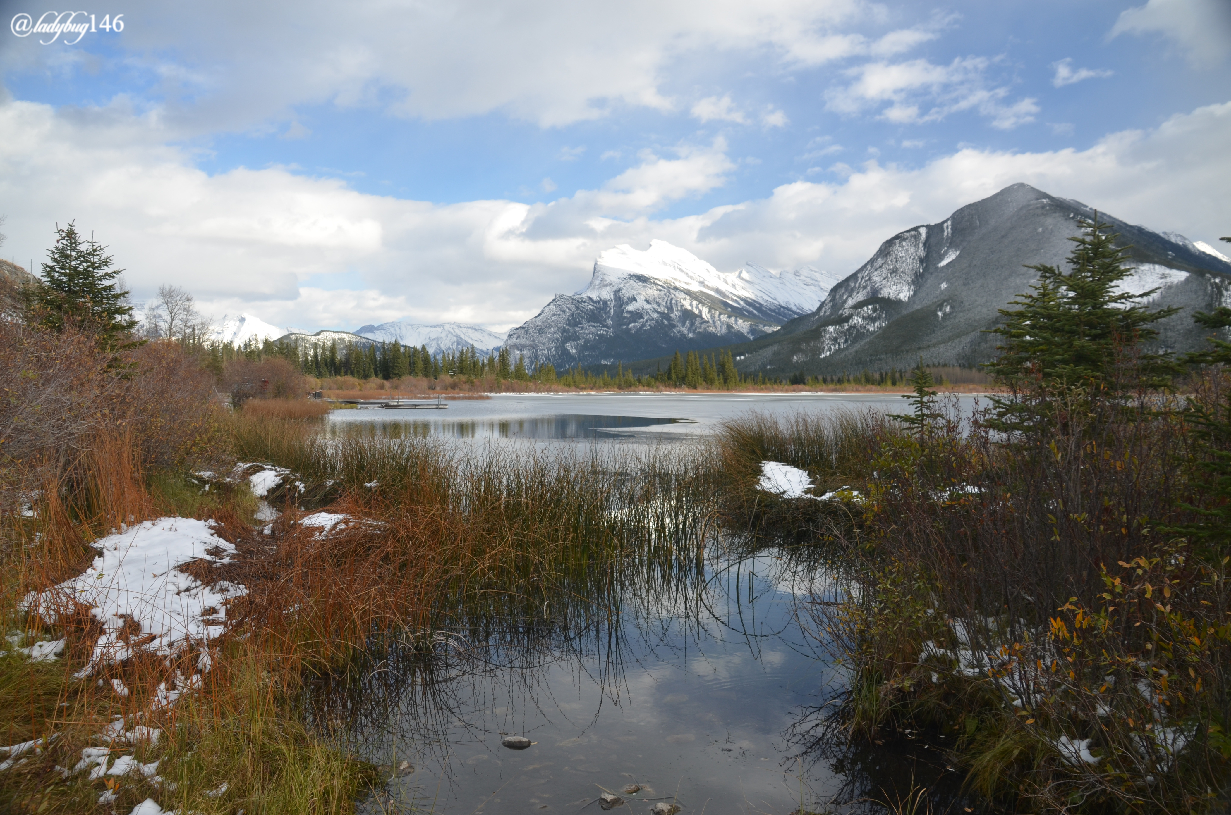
[[734, 183, 1231, 376], [353, 321, 505, 355], [278, 329, 373, 350], [504, 240, 839, 367]]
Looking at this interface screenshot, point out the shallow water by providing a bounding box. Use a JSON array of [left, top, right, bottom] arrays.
[[322, 543, 954, 815], [314, 393, 981, 813]]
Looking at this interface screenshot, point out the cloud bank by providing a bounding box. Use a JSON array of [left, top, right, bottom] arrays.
[[1, 95, 1228, 332]]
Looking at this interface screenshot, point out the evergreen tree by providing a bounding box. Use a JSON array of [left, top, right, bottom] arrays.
[[30, 222, 137, 352], [984, 216, 1179, 433], [892, 358, 941, 441], [668, 351, 684, 385], [1173, 234, 1231, 556]]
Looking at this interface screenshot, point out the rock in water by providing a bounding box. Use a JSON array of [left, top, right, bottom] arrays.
[[501, 735, 533, 749], [622, 783, 642, 794], [599, 792, 624, 809], [396, 760, 413, 775], [651, 804, 681, 815]]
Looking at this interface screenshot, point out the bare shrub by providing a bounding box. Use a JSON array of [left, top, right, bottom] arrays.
[[222, 357, 305, 406]]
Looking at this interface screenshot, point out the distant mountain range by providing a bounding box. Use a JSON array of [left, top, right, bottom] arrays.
[[200, 185, 1231, 377], [727, 183, 1231, 377], [353, 321, 506, 353], [504, 240, 840, 368]]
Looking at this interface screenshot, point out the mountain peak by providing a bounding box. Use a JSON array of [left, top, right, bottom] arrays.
[[505, 240, 837, 367], [210, 313, 295, 346]]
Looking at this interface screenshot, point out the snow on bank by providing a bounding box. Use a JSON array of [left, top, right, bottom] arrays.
[[757, 462, 815, 498], [25, 518, 246, 675], [757, 461, 863, 502]]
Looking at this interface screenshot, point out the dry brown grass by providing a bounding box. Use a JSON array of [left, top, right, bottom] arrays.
[[240, 399, 332, 420], [322, 388, 490, 401]]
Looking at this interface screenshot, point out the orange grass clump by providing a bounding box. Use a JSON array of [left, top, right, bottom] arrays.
[[240, 399, 332, 420]]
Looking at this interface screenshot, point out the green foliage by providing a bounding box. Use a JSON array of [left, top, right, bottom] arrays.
[[1174, 262, 1231, 556], [984, 216, 1179, 433], [28, 222, 138, 355], [891, 359, 941, 440]]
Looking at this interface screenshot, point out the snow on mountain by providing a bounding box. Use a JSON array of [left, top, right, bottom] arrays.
[[582, 241, 835, 321], [736, 184, 1231, 377], [353, 321, 506, 354], [210, 313, 297, 346], [279, 329, 372, 350], [1195, 241, 1230, 263], [504, 240, 837, 368]]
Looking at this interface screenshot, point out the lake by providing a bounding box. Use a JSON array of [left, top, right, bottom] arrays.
[[314, 393, 982, 813], [324, 392, 984, 445]]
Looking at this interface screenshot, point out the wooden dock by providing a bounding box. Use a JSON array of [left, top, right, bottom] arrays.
[[331, 397, 447, 409]]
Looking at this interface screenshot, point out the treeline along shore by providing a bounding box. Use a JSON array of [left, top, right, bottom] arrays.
[[0, 218, 1229, 814]]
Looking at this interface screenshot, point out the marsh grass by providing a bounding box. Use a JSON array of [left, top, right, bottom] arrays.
[[713, 409, 891, 540], [800, 381, 1231, 813], [241, 399, 333, 420]]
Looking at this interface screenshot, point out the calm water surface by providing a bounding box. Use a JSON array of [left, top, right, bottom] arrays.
[[325, 392, 982, 444], [317, 394, 980, 813]]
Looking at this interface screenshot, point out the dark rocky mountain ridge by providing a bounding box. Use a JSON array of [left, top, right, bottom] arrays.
[[731, 183, 1231, 377]]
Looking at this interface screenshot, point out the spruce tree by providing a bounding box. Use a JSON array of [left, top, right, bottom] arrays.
[[1173, 234, 1231, 556], [984, 216, 1179, 433], [892, 358, 941, 441], [30, 222, 137, 352]]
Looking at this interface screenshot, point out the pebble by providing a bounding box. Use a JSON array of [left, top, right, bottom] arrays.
[[651, 804, 681, 815], [599, 792, 624, 810], [622, 784, 642, 794], [501, 736, 533, 750]]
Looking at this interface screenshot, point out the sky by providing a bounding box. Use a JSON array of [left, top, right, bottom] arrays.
[[0, 0, 1228, 334]]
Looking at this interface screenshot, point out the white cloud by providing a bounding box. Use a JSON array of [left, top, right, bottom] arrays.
[[558, 145, 586, 161], [1052, 58, 1113, 87], [3, 95, 1228, 333], [2, 0, 895, 132], [1111, 0, 1231, 69], [761, 107, 790, 127], [826, 56, 1039, 129], [691, 95, 747, 124], [540, 178, 557, 193]]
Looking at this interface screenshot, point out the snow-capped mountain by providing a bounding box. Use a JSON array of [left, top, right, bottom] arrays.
[[353, 321, 506, 355], [210, 313, 298, 347], [504, 240, 838, 367], [278, 329, 373, 350], [734, 183, 1231, 376]]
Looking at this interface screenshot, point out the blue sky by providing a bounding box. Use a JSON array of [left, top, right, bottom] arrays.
[[0, 0, 1228, 332]]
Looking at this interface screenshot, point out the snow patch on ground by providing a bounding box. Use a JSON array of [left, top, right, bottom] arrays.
[[300, 512, 349, 534], [757, 462, 815, 499], [247, 468, 287, 498], [25, 518, 245, 675], [938, 248, 960, 267]]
